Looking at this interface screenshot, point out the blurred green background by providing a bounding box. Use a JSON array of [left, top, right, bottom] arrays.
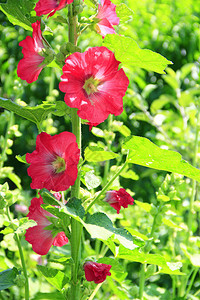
[[0, 0, 200, 299]]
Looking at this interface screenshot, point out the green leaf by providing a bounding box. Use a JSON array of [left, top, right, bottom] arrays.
[[112, 121, 131, 137], [32, 292, 65, 300], [15, 154, 28, 164], [84, 171, 101, 190], [135, 200, 151, 213], [150, 95, 175, 115], [162, 218, 183, 230], [51, 101, 70, 117], [123, 136, 200, 182], [0, 0, 38, 31], [84, 212, 137, 250], [15, 218, 37, 234], [118, 246, 184, 275], [0, 98, 56, 125], [84, 146, 119, 162], [103, 35, 172, 74], [0, 267, 18, 290], [37, 266, 68, 291], [116, 3, 134, 23], [189, 254, 200, 267]]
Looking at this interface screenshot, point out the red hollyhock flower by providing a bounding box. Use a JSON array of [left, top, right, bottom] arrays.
[[95, 0, 119, 38], [84, 261, 112, 284], [35, 0, 74, 18], [59, 47, 129, 125], [25, 194, 68, 255], [26, 131, 80, 192], [105, 188, 134, 214], [17, 20, 46, 84]]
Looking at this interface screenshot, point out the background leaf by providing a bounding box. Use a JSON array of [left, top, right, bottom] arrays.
[[37, 266, 68, 291], [0, 0, 37, 31], [0, 98, 56, 125], [103, 35, 172, 74], [0, 267, 18, 290], [84, 146, 119, 162], [123, 136, 200, 182]]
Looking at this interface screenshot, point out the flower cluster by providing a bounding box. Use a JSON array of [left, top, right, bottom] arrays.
[[16, 0, 134, 286]]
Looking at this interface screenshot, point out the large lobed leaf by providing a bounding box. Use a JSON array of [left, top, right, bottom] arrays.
[[123, 136, 200, 182], [103, 34, 172, 74], [0, 0, 38, 31], [0, 98, 57, 125], [41, 190, 137, 251]]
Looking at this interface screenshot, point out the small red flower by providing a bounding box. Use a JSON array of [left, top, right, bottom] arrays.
[[95, 0, 119, 38], [59, 47, 129, 125], [26, 131, 80, 192], [84, 261, 112, 284], [35, 0, 74, 18], [105, 188, 134, 214], [17, 20, 46, 84], [25, 194, 68, 255]]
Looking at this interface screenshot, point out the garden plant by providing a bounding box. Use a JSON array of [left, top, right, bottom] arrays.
[[0, 0, 200, 299]]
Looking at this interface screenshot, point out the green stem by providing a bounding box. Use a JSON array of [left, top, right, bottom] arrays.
[[139, 264, 146, 300], [68, 4, 82, 299], [85, 160, 128, 213], [88, 282, 103, 300], [6, 207, 29, 300], [139, 203, 163, 299], [184, 268, 199, 299]]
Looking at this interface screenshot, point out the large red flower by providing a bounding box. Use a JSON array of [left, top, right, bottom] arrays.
[[35, 0, 74, 17], [95, 0, 119, 38], [105, 188, 134, 214], [84, 261, 112, 284], [25, 195, 68, 255], [59, 47, 129, 125], [26, 132, 80, 192], [17, 20, 46, 84]]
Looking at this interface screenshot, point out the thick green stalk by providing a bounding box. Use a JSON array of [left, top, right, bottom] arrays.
[[68, 4, 82, 299], [6, 207, 29, 300]]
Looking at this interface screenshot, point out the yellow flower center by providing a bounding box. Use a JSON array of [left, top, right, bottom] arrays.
[[52, 156, 66, 174], [83, 77, 100, 95]]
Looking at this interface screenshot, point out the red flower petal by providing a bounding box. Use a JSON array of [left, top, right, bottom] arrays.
[[35, 0, 74, 17], [17, 20, 45, 83], [96, 0, 119, 37]]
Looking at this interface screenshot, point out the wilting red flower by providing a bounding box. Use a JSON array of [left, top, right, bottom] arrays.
[[59, 47, 129, 125], [95, 0, 119, 38], [35, 0, 74, 17], [84, 261, 112, 284], [17, 20, 47, 84], [105, 188, 134, 214], [26, 131, 80, 192], [25, 194, 68, 255]]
